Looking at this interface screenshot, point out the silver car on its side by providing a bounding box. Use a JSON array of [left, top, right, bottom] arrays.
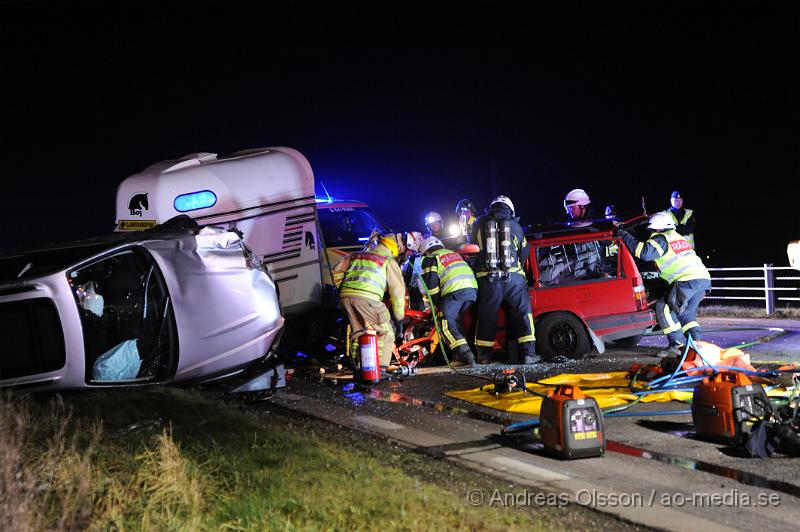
[[0, 218, 284, 391]]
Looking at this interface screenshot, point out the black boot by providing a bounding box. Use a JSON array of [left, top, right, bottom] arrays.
[[454, 344, 476, 367], [522, 342, 541, 365]]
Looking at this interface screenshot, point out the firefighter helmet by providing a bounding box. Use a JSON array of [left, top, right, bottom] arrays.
[[455, 198, 477, 215], [378, 234, 400, 257], [489, 195, 515, 216], [404, 231, 424, 253], [425, 211, 443, 226], [564, 189, 591, 211], [647, 212, 676, 231], [419, 236, 444, 255]]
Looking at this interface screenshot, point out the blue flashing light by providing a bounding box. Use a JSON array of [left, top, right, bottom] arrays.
[[324, 343, 337, 352], [174, 190, 217, 212], [358, 237, 369, 241]]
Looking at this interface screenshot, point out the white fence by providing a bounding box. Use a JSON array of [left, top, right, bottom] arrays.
[[705, 264, 800, 314]]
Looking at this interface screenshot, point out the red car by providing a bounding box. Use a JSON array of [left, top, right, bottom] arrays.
[[523, 220, 656, 359]]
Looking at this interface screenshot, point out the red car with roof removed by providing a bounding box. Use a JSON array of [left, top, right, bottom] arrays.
[[519, 218, 656, 359]]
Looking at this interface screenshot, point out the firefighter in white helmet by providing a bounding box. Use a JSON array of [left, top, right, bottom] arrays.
[[424, 211, 444, 239], [470, 195, 539, 365], [563, 188, 593, 223], [615, 212, 711, 358], [418, 236, 479, 366], [562, 188, 610, 280], [400, 231, 426, 310]]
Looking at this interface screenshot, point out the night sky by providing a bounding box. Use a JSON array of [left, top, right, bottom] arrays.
[[2, 2, 797, 266]]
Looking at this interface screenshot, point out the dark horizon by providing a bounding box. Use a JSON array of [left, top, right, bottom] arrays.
[[2, 2, 797, 266]]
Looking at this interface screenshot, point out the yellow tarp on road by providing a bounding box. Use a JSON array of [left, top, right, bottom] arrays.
[[445, 372, 693, 415]]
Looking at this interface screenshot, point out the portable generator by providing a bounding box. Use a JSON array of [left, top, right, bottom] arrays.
[[540, 385, 605, 459], [692, 371, 771, 444]]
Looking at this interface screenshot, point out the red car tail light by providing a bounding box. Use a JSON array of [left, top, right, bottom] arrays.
[[632, 277, 647, 311]]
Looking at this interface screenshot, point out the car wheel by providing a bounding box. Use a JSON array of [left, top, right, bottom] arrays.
[[612, 334, 643, 348], [536, 312, 591, 360]]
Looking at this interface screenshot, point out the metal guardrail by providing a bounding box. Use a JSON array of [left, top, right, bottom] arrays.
[[705, 264, 800, 314]]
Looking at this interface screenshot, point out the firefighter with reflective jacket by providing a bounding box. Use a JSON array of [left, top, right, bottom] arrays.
[[455, 198, 478, 239], [664, 190, 696, 249], [470, 195, 539, 364], [418, 236, 479, 366], [615, 212, 711, 357], [332, 234, 406, 368]]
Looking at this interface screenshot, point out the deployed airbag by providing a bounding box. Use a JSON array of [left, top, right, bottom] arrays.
[[92, 339, 141, 381]]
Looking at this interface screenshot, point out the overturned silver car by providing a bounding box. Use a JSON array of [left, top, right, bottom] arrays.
[[0, 217, 284, 391]]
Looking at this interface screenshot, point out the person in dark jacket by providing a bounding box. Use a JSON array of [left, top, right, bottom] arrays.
[[418, 236, 478, 366], [664, 190, 696, 249], [470, 195, 539, 365]]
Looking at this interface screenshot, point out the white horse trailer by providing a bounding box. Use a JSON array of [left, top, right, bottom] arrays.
[[115, 147, 322, 317]]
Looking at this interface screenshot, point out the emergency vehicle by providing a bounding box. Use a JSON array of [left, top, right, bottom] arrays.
[[114, 147, 390, 317]]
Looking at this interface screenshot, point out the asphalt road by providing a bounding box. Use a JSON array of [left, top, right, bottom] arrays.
[[270, 318, 800, 531]]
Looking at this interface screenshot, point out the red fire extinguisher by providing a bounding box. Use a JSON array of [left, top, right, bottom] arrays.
[[358, 329, 381, 385]]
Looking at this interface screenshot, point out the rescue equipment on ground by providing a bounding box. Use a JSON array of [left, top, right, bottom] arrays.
[[358, 329, 380, 385], [692, 371, 770, 444], [491, 369, 528, 394], [540, 385, 605, 459]]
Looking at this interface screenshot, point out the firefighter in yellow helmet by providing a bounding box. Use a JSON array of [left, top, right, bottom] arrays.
[[332, 234, 406, 369]]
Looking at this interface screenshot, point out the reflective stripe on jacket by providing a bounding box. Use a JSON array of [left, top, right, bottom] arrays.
[[647, 230, 708, 284], [665, 208, 695, 248], [340, 251, 389, 301], [423, 248, 478, 297]]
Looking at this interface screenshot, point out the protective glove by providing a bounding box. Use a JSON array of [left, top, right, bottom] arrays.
[[613, 226, 630, 239], [391, 318, 404, 339]]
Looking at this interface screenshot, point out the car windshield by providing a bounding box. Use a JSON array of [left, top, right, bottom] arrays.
[[0, 243, 111, 281], [317, 206, 391, 247]]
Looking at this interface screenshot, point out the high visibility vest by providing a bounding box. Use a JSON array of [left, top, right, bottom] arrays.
[[429, 248, 478, 296], [339, 251, 390, 301], [651, 230, 709, 284], [665, 208, 695, 248]]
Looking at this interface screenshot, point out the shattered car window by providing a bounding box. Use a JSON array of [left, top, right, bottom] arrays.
[[69, 247, 175, 382], [0, 298, 65, 379], [536, 240, 618, 287]]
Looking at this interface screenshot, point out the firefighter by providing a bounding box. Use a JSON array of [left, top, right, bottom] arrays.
[[418, 236, 479, 366], [333, 234, 406, 368], [615, 212, 711, 357], [424, 211, 445, 239], [664, 190, 696, 249], [562, 188, 610, 279], [400, 231, 426, 311], [470, 195, 539, 365], [455, 198, 478, 238], [563, 188, 596, 223]]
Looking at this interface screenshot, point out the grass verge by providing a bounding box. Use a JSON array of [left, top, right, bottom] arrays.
[[1, 388, 643, 531], [699, 304, 800, 320]]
